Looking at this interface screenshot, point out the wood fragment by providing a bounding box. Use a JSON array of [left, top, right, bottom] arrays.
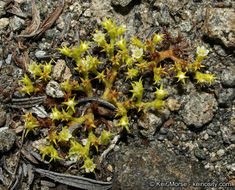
[[36, 0, 65, 39], [24, 0, 40, 35], [76, 97, 117, 111], [21, 148, 39, 165], [12, 48, 26, 70], [34, 168, 112, 190], [0, 167, 6, 185], [4, 0, 26, 18], [17, 0, 65, 39], [1, 155, 14, 176], [8, 96, 46, 108], [9, 165, 22, 190], [27, 164, 34, 186], [99, 135, 120, 163], [25, 147, 49, 165]]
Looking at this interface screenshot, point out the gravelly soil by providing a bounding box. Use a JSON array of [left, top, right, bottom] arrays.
[[0, 0, 234, 190]]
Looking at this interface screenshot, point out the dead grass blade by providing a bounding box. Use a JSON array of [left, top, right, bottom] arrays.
[[24, 0, 41, 35], [17, 0, 65, 39]]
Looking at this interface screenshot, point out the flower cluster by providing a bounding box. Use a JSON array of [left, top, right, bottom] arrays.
[[23, 112, 39, 136], [20, 17, 216, 173]]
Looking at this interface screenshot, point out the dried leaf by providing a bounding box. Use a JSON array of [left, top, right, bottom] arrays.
[[12, 48, 26, 70], [23, 0, 40, 35], [21, 148, 39, 165], [4, 0, 26, 18], [35, 0, 65, 39], [18, 0, 65, 39], [34, 168, 112, 190]]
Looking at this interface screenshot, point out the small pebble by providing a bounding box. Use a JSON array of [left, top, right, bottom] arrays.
[[107, 177, 112, 182], [166, 131, 174, 141], [46, 80, 64, 98], [5, 54, 12, 65], [107, 164, 113, 172], [41, 180, 56, 188], [194, 147, 206, 160], [35, 50, 47, 59], [0, 18, 9, 31], [203, 133, 209, 140], [159, 127, 167, 135], [216, 149, 225, 157], [157, 135, 165, 141], [0, 129, 16, 153]]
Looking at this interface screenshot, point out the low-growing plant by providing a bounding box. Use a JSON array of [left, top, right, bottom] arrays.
[[20, 17, 216, 173]]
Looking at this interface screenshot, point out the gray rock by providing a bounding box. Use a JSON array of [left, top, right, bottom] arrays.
[[12, 67, 23, 79], [214, 45, 227, 57], [207, 129, 217, 137], [159, 127, 167, 135], [181, 92, 217, 128], [221, 67, 235, 87], [9, 16, 25, 31], [46, 80, 64, 98], [216, 149, 225, 157], [52, 59, 72, 82], [220, 126, 232, 144], [5, 54, 12, 65], [203, 133, 209, 140], [83, 9, 92, 17], [68, 2, 82, 18], [161, 0, 187, 14], [167, 131, 174, 141], [0, 18, 9, 34], [202, 8, 235, 48], [153, 4, 174, 26], [194, 147, 206, 160], [0, 129, 16, 153], [35, 50, 46, 59], [38, 42, 51, 51], [157, 135, 165, 141], [0, 1, 6, 17], [112, 144, 212, 189], [180, 21, 192, 33], [215, 88, 235, 107], [45, 29, 61, 39], [230, 134, 235, 144], [111, 0, 132, 7], [138, 112, 163, 140]]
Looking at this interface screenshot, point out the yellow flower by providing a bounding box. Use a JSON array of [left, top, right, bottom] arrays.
[[50, 107, 62, 120], [153, 33, 165, 44], [93, 30, 106, 46], [125, 68, 138, 80], [81, 157, 96, 173], [176, 71, 188, 84], [63, 96, 77, 112], [130, 78, 144, 103], [23, 112, 39, 136], [39, 144, 62, 162], [69, 140, 90, 161], [117, 115, 130, 133], [155, 84, 168, 100], [57, 127, 72, 142], [195, 71, 217, 86]]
